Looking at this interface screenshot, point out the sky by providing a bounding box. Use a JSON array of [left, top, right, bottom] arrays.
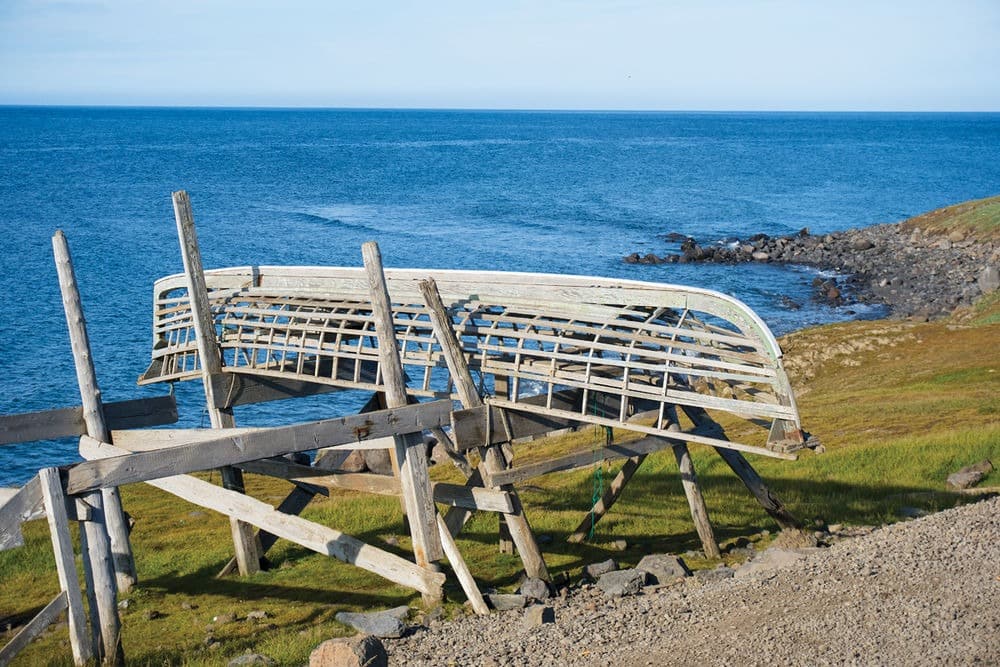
[[1, 0, 998, 111]]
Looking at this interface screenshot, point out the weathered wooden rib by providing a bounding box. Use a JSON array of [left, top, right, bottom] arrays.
[[138, 266, 805, 456]]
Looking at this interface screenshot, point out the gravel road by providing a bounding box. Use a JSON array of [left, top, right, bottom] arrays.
[[386, 496, 1000, 666]]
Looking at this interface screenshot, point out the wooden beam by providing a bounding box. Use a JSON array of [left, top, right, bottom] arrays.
[[363, 243, 443, 589], [68, 399, 451, 494], [53, 230, 137, 596], [0, 395, 177, 447], [208, 366, 376, 409], [39, 468, 92, 665], [419, 277, 549, 582], [173, 190, 261, 576], [79, 439, 445, 596], [673, 443, 721, 559], [76, 491, 124, 665], [111, 427, 401, 453], [436, 515, 488, 616], [0, 593, 69, 665], [0, 476, 42, 551], [566, 455, 646, 543], [488, 435, 676, 486]]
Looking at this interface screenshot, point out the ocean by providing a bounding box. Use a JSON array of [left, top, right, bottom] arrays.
[[2, 107, 999, 485]]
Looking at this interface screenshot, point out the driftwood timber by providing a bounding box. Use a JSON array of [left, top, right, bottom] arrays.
[[0, 395, 177, 446], [78, 439, 447, 596], [172, 191, 262, 576], [363, 242, 443, 604], [53, 230, 137, 594], [419, 277, 550, 581]]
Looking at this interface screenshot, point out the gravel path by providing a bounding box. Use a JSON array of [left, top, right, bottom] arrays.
[[386, 496, 1000, 666]]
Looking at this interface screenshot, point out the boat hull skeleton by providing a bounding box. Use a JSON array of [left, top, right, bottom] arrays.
[[140, 266, 806, 458]]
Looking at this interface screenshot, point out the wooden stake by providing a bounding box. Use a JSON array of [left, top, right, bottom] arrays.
[[39, 468, 93, 665], [77, 491, 124, 665], [362, 242, 443, 605], [566, 454, 646, 543], [673, 443, 721, 559], [52, 230, 137, 594], [436, 515, 489, 616], [172, 191, 262, 576], [418, 277, 550, 581]]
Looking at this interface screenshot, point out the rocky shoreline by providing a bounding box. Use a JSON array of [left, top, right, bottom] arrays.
[[624, 222, 999, 320]]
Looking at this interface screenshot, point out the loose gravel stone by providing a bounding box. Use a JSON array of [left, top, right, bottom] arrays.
[[385, 497, 1000, 666]]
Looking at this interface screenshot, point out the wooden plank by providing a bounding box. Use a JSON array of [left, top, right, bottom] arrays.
[[68, 397, 450, 493], [111, 428, 399, 453], [680, 405, 801, 530], [673, 443, 721, 559], [238, 458, 400, 496], [79, 438, 445, 596], [173, 191, 261, 577], [363, 243, 443, 581], [0, 592, 69, 665], [77, 491, 123, 665], [0, 476, 42, 551], [39, 468, 93, 665], [208, 366, 377, 409], [436, 515, 488, 616], [489, 435, 676, 486], [433, 484, 513, 514], [566, 455, 646, 543], [103, 395, 178, 431], [53, 229, 138, 596], [419, 277, 550, 582]]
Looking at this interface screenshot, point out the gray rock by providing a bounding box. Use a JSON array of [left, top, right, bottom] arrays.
[[947, 459, 993, 490], [636, 554, 690, 584], [752, 251, 770, 261], [583, 558, 618, 580], [597, 568, 648, 597], [693, 566, 735, 584], [335, 610, 407, 638], [362, 449, 394, 476], [228, 654, 275, 666], [246, 610, 269, 621], [310, 636, 387, 667], [978, 265, 999, 293], [486, 593, 527, 611], [851, 238, 875, 251], [518, 577, 551, 601], [522, 605, 555, 628]]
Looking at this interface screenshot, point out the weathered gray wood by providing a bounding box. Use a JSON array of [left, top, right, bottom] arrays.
[[566, 455, 647, 544], [69, 399, 451, 493], [362, 243, 443, 582], [0, 476, 42, 551], [680, 405, 801, 529], [673, 443, 721, 559], [0, 592, 68, 665], [0, 396, 177, 446], [52, 230, 137, 595], [209, 368, 375, 409], [172, 190, 261, 576], [39, 468, 92, 665], [419, 277, 549, 582], [80, 438, 446, 596], [77, 491, 123, 665], [217, 482, 321, 578], [436, 515, 489, 616]]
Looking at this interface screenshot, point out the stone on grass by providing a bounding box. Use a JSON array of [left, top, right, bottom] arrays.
[[522, 605, 555, 629], [486, 593, 527, 611], [978, 266, 999, 294], [334, 610, 406, 638], [693, 566, 735, 584], [947, 459, 993, 490], [310, 636, 387, 667], [636, 554, 690, 584], [518, 577, 551, 601], [597, 568, 647, 597], [583, 558, 617, 580]]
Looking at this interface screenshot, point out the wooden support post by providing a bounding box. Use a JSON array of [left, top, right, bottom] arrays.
[[436, 515, 489, 616], [680, 405, 800, 529], [172, 191, 262, 576], [0, 592, 68, 665], [566, 454, 646, 543], [77, 491, 124, 665], [38, 468, 92, 665], [52, 230, 137, 594], [362, 242, 443, 606], [673, 443, 721, 559], [419, 278, 550, 582]]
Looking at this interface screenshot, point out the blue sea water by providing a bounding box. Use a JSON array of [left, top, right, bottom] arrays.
[[2, 107, 999, 486]]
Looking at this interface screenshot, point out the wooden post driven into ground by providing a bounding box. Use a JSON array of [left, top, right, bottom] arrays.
[[52, 230, 137, 595], [362, 242, 444, 606], [172, 191, 262, 576], [418, 277, 550, 582]]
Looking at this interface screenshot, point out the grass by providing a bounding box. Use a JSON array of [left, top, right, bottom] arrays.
[[2, 196, 998, 665], [901, 193, 1000, 240]]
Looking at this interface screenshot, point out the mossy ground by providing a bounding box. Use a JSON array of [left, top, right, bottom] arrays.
[[2, 199, 998, 666]]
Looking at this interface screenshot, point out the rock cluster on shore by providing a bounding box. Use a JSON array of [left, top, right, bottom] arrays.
[[624, 222, 999, 320]]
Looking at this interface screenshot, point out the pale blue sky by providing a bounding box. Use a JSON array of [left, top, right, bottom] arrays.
[[1, 0, 998, 110]]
